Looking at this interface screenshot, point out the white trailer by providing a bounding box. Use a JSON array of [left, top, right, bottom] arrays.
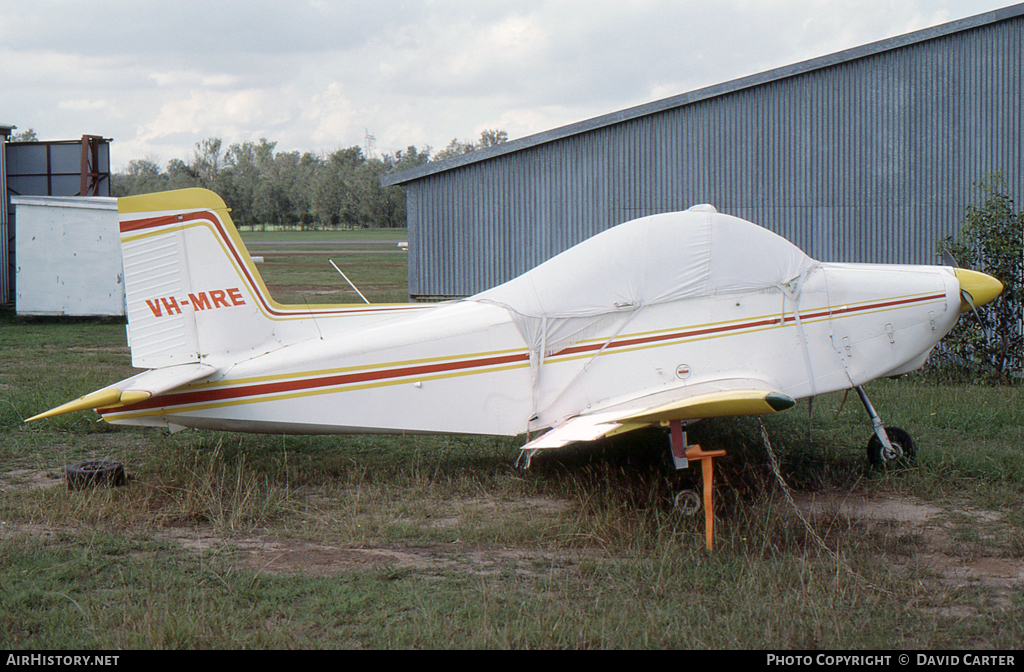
[[13, 195, 123, 317]]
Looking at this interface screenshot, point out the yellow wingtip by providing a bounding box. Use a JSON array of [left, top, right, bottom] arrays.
[[622, 390, 795, 424], [26, 388, 125, 423]]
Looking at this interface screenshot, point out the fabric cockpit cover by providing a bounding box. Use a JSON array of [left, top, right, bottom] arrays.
[[472, 208, 817, 359]]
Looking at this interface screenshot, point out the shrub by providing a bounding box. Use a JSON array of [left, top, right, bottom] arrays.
[[932, 173, 1024, 384]]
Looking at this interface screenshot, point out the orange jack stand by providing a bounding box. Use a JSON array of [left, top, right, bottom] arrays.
[[670, 420, 727, 551]]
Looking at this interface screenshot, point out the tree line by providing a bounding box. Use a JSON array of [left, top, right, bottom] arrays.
[[111, 130, 508, 229]]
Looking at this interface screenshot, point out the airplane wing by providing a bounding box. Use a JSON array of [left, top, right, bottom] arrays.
[[27, 363, 217, 422], [523, 378, 795, 451]]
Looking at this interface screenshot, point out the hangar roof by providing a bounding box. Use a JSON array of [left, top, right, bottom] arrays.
[[383, 3, 1024, 187]]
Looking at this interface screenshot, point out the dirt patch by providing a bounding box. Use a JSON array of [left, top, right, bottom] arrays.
[[0, 521, 65, 541], [791, 491, 1023, 611], [148, 494, 576, 578], [793, 492, 944, 523], [919, 553, 1024, 612], [245, 542, 579, 578], [154, 524, 579, 579], [390, 496, 570, 531], [0, 468, 65, 493], [790, 491, 951, 547]]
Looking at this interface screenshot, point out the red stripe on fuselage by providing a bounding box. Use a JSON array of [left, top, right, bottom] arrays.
[[99, 291, 946, 416], [102, 350, 532, 415]]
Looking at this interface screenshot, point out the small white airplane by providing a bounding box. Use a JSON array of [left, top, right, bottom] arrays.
[[29, 188, 1002, 549]]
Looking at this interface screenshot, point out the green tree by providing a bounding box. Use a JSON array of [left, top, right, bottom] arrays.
[[432, 137, 475, 161], [359, 158, 404, 228], [111, 158, 167, 196], [190, 137, 226, 189], [165, 158, 201, 190], [313, 146, 365, 228], [107, 132, 473, 229], [11, 128, 38, 142], [386, 145, 431, 173], [221, 140, 262, 227], [478, 128, 508, 148], [432, 129, 507, 161], [935, 173, 1024, 383]]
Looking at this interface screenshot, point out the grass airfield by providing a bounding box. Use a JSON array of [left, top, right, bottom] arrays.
[[1, 230, 1022, 649]]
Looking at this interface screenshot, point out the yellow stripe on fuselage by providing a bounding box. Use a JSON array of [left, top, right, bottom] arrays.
[[101, 290, 946, 423]]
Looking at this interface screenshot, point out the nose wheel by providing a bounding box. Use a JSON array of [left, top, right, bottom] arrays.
[[855, 386, 917, 467], [866, 426, 916, 467]]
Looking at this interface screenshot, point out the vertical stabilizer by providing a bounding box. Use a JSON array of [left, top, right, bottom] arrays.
[[118, 189, 280, 368]]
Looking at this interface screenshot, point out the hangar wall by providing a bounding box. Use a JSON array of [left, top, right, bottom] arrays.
[[386, 4, 1024, 300]]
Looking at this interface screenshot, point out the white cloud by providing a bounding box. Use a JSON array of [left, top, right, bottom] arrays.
[[302, 82, 359, 148], [147, 70, 240, 89], [56, 99, 110, 112], [0, 0, 1014, 170]]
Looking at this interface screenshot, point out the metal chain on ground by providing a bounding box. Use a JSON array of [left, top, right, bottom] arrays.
[[758, 418, 838, 560], [757, 418, 893, 595]]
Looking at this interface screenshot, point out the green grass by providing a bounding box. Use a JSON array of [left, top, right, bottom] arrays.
[[237, 230, 410, 305], [2, 233, 1023, 648], [3, 325, 1022, 648], [239, 228, 407, 241], [254, 253, 409, 305]]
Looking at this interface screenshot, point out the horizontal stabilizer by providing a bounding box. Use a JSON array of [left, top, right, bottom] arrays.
[[27, 363, 216, 422]]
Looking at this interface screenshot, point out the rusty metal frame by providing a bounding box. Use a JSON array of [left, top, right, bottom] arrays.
[[79, 135, 107, 196], [5, 135, 111, 197]]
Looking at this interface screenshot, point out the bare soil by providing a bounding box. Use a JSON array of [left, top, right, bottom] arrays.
[[791, 490, 1023, 613], [2, 466, 1020, 606]]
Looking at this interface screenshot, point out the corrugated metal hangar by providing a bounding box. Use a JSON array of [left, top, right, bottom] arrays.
[[384, 4, 1024, 301]]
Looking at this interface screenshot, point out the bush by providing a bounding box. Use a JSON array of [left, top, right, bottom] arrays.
[[931, 173, 1024, 384]]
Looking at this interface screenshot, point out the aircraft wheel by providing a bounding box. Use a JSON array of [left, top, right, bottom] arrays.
[[66, 459, 126, 490], [866, 427, 916, 467], [673, 489, 701, 516]]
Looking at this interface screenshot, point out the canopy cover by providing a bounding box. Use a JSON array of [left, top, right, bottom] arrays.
[[473, 207, 817, 359], [475, 207, 815, 316]]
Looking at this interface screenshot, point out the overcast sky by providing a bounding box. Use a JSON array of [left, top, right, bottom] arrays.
[[1, 0, 1018, 170]]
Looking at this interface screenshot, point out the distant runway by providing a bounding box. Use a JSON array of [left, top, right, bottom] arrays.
[[251, 249, 407, 255], [244, 239, 405, 246]]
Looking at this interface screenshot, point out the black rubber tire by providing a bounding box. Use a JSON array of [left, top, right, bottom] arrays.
[[66, 459, 126, 490], [866, 427, 916, 467], [673, 489, 702, 516]]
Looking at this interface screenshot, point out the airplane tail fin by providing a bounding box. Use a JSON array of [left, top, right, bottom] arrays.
[[29, 187, 425, 423], [118, 188, 296, 369]]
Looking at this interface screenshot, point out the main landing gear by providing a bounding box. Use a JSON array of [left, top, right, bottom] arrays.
[[667, 419, 725, 551], [855, 385, 917, 467], [665, 386, 914, 548]]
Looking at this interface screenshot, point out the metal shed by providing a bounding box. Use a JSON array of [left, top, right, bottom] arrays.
[[2, 135, 111, 306], [13, 196, 123, 317], [1, 126, 12, 307], [384, 4, 1024, 301]]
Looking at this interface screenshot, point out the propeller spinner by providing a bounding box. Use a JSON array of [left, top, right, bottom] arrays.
[[954, 268, 1003, 314]]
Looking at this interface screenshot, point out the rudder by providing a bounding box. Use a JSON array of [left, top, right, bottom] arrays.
[[118, 188, 280, 368]]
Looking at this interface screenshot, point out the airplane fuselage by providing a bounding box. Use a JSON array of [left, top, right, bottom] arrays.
[[99, 261, 960, 436]]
